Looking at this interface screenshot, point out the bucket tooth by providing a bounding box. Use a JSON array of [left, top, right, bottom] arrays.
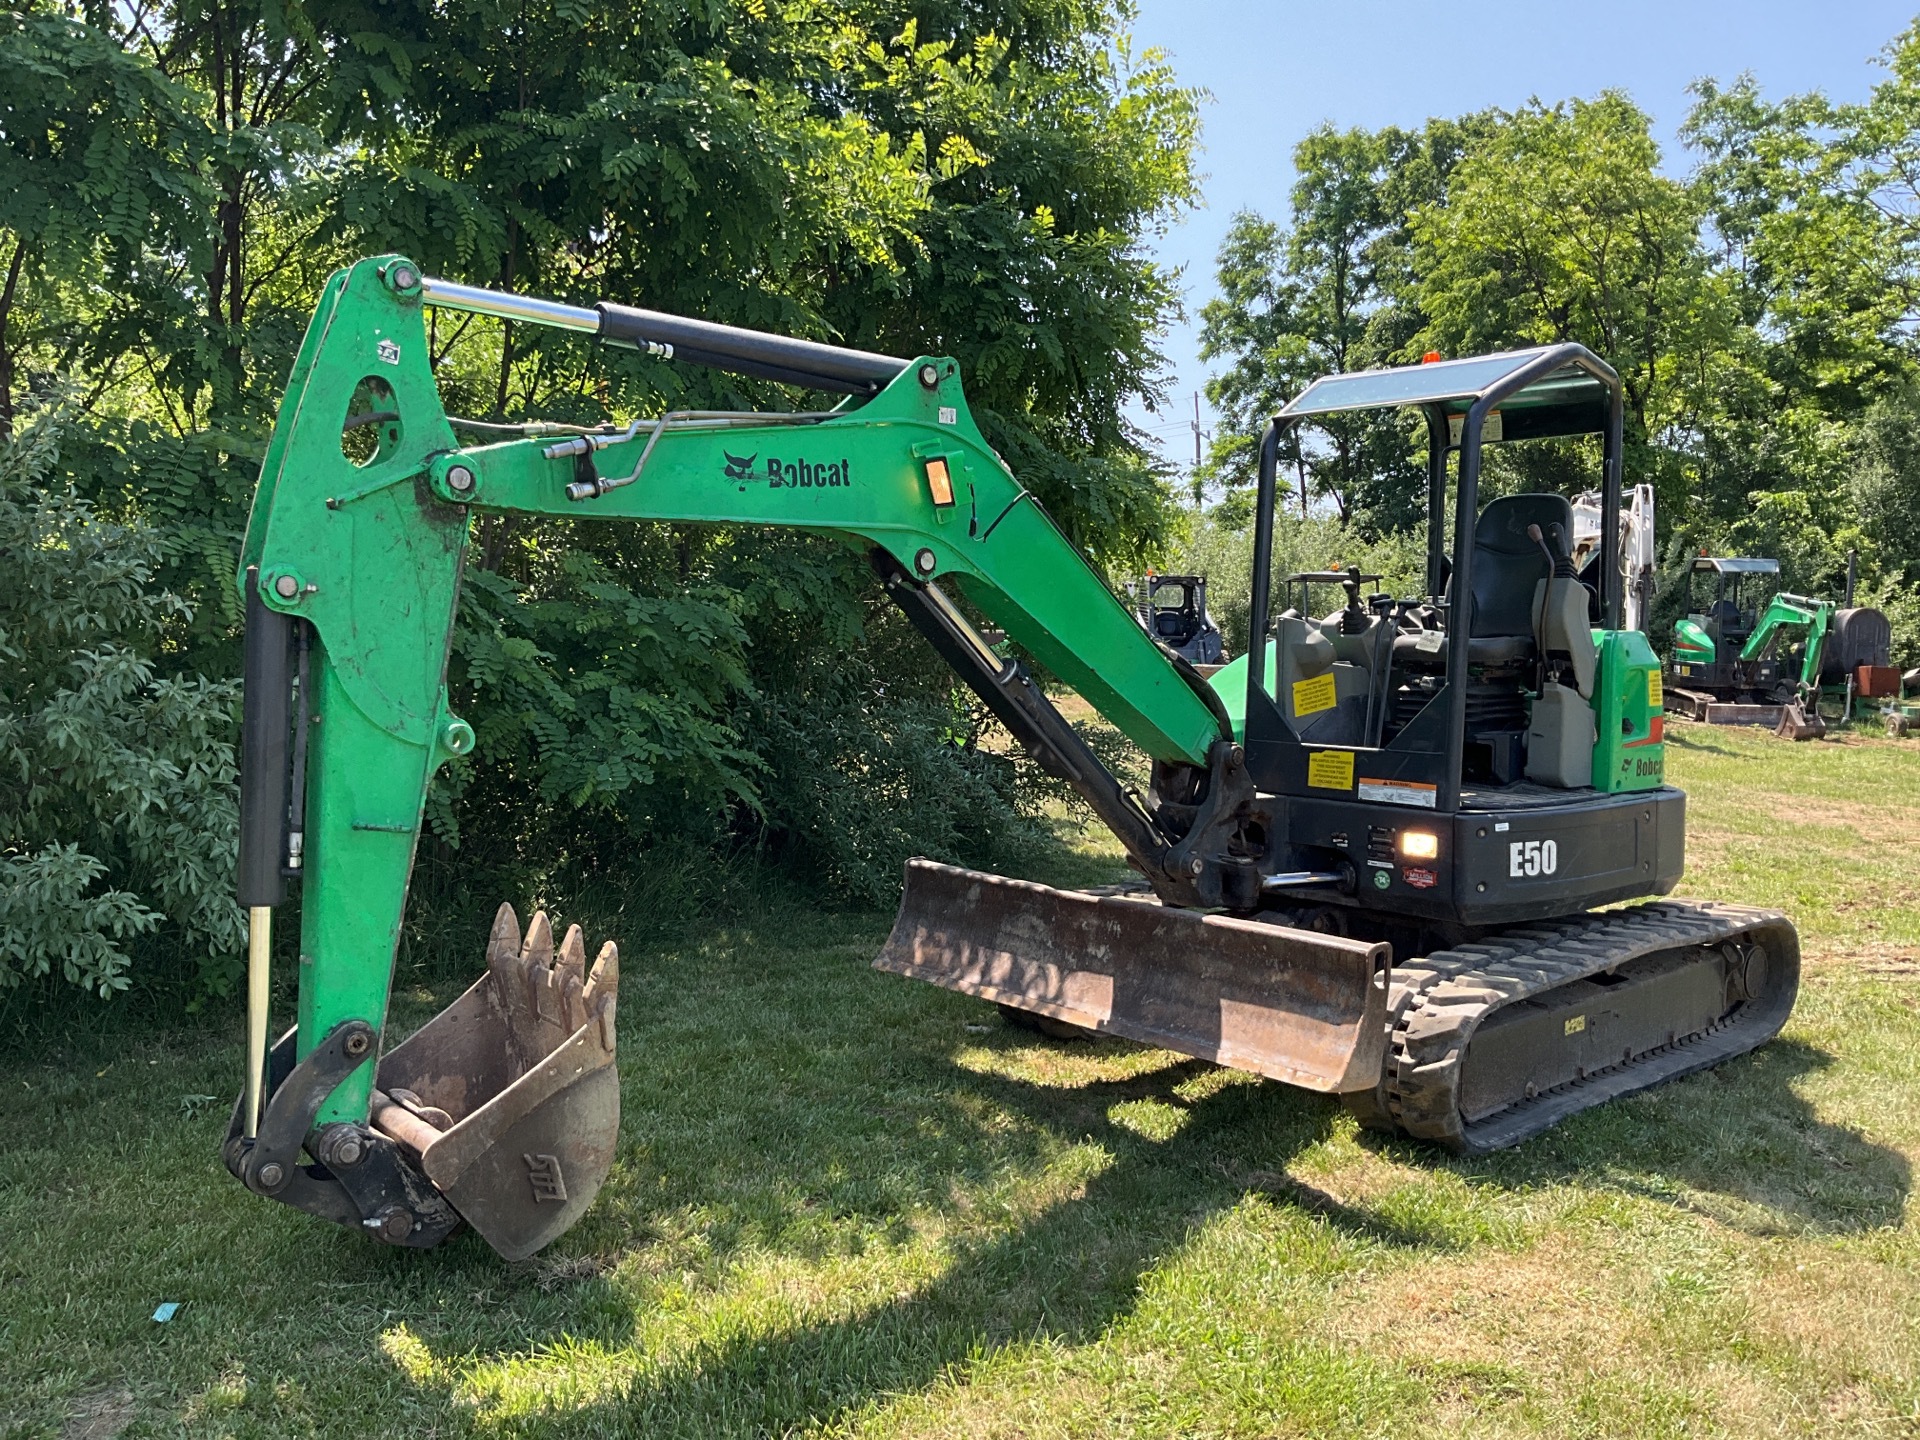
[[523, 909, 555, 966], [556, 924, 589, 1030], [486, 901, 522, 965], [583, 941, 617, 1047], [374, 903, 621, 1260], [584, 940, 617, 1007]]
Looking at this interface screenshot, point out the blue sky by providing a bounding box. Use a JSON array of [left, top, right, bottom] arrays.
[[1123, 0, 1920, 469]]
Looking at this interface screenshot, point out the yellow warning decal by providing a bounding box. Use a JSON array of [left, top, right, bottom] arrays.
[[1307, 749, 1355, 790], [1292, 671, 1338, 716], [1565, 1014, 1587, 1036], [1646, 669, 1663, 709]]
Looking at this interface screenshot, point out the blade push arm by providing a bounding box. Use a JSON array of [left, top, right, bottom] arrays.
[[239, 256, 1234, 1128]]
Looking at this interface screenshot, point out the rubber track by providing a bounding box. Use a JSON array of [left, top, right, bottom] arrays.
[[1359, 901, 1800, 1154]]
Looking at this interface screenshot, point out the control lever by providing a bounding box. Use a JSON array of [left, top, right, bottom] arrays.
[[1339, 565, 1371, 634], [1525, 522, 1578, 579]]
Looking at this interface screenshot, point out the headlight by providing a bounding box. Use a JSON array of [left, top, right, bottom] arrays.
[[1398, 829, 1439, 860]]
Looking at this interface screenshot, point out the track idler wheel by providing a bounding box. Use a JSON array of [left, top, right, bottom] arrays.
[[372, 905, 620, 1260]]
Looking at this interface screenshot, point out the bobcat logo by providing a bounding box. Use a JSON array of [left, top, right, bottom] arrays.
[[722, 451, 853, 491], [524, 1153, 567, 1203]]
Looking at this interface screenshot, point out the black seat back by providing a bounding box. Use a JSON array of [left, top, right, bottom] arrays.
[[1470, 493, 1572, 638]]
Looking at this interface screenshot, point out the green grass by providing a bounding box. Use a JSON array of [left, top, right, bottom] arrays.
[[5, 723, 1920, 1438]]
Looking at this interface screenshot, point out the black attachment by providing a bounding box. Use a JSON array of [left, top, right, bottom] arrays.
[[222, 1022, 462, 1249], [238, 566, 292, 908], [596, 303, 909, 395]]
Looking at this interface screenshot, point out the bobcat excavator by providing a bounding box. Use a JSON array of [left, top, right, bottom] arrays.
[[229, 257, 1800, 1259]]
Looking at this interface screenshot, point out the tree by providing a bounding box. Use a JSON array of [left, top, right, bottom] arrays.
[[0, 0, 1207, 974], [0, 10, 211, 436], [1197, 118, 1493, 534], [0, 401, 243, 998], [1411, 94, 1730, 487]]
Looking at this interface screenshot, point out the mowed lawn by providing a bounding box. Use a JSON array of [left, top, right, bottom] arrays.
[[4, 725, 1920, 1439]]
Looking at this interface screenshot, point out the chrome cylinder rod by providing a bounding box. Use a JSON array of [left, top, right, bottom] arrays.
[[922, 580, 1016, 681], [418, 277, 599, 334], [244, 905, 272, 1138]]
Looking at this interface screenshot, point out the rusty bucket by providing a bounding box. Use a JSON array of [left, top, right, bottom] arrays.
[[876, 861, 1391, 1093], [371, 904, 620, 1260], [1775, 696, 1827, 742]]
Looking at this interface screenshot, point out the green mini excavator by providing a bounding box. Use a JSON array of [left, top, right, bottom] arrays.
[[229, 257, 1800, 1258]]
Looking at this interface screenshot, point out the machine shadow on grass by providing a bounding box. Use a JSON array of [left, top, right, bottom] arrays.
[[1664, 729, 1747, 758], [1353, 1035, 1909, 1237], [1485, 1037, 1909, 1234], [366, 1005, 1906, 1437], [366, 1032, 1351, 1436]]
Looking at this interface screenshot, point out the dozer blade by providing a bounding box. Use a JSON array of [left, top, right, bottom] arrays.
[[372, 905, 619, 1261], [876, 860, 1391, 1093]]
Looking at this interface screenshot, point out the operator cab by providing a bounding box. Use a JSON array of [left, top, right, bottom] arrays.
[[1683, 556, 1779, 651], [1215, 345, 1680, 926]]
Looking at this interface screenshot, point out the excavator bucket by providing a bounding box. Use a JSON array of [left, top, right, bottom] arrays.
[[876, 861, 1391, 1093], [1776, 698, 1826, 741], [370, 905, 620, 1260]]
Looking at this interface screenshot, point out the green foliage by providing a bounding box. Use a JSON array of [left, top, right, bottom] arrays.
[[1173, 504, 1424, 657], [1198, 118, 1490, 534], [0, 10, 213, 433], [1411, 96, 1726, 447], [0, 0, 1202, 1000], [446, 552, 759, 839], [1198, 45, 1920, 665], [0, 403, 243, 998]]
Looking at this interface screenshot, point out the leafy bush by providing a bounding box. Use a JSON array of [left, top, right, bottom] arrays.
[[0, 403, 243, 997]]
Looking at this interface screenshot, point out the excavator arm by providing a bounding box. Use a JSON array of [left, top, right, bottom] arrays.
[[1738, 592, 1833, 692], [226, 256, 1325, 1258]]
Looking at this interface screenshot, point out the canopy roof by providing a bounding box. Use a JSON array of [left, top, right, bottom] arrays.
[[1691, 556, 1780, 575], [1277, 347, 1614, 442]]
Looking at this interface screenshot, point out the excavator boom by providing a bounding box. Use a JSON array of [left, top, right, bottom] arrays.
[[228, 256, 1386, 1256]]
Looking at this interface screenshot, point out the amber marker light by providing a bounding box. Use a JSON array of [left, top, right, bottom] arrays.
[[925, 456, 955, 507], [1399, 829, 1439, 860]]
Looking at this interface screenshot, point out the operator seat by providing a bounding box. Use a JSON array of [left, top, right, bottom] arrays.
[[1396, 493, 1571, 668]]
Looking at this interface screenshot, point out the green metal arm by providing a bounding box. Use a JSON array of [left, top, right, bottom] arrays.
[[1739, 593, 1833, 691], [239, 256, 1222, 1125]]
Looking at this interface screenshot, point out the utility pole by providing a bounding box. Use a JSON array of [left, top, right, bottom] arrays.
[[1188, 392, 1208, 507]]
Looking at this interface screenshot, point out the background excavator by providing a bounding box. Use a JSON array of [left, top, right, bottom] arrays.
[[229, 256, 1800, 1258], [1667, 555, 1895, 738]]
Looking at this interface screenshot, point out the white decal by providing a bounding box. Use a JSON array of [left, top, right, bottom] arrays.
[[377, 338, 401, 365], [1508, 838, 1559, 878], [938, 406, 958, 425]]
